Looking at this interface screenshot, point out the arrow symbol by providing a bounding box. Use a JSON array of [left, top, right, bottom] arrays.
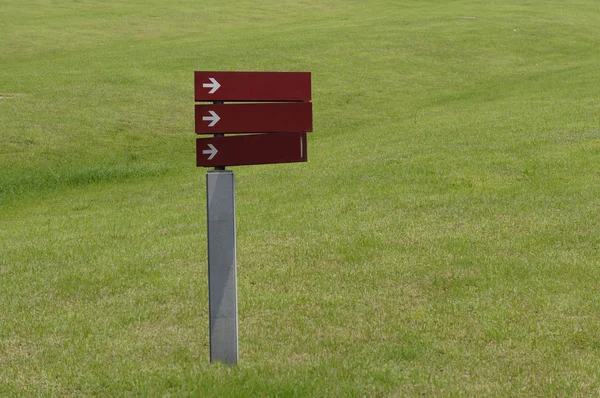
[[202, 110, 220, 127], [202, 144, 218, 160], [202, 78, 221, 94]]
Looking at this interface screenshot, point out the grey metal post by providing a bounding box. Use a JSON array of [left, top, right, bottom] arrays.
[[206, 170, 238, 365]]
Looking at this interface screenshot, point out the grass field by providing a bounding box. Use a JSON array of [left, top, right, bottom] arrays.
[[2, 0, 600, 395]]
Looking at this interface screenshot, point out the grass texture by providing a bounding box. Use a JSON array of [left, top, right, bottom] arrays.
[[1, 0, 600, 395]]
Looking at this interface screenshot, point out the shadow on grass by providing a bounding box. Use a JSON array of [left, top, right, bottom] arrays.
[[0, 161, 172, 206]]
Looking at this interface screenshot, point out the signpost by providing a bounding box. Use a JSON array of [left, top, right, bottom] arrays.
[[195, 103, 312, 134], [195, 71, 312, 365], [197, 132, 307, 168], [195, 71, 311, 102]]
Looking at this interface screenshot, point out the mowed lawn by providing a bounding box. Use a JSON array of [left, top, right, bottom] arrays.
[[1, 0, 600, 395]]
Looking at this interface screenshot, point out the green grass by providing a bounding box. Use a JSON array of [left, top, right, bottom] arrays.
[[2, 0, 600, 395]]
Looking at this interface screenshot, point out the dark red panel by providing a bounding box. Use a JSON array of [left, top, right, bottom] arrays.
[[195, 103, 312, 134], [195, 71, 311, 102], [196, 132, 307, 167]]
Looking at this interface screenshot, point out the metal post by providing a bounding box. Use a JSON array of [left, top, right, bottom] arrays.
[[206, 169, 238, 365]]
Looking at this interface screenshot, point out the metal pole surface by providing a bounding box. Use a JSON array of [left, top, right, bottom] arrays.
[[206, 169, 238, 365]]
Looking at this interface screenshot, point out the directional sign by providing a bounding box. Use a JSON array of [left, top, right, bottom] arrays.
[[202, 111, 221, 127], [195, 72, 311, 102], [202, 143, 218, 160], [195, 102, 312, 134], [196, 132, 307, 167], [203, 78, 221, 94]]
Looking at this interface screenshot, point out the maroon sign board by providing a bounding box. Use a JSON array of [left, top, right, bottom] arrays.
[[196, 132, 307, 168], [195, 71, 311, 102], [195, 71, 312, 167], [195, 102, 312, 134]]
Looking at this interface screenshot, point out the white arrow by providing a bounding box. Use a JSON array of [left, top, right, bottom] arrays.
[[202, 78, 221, 94], [202, 144, 218, 160], [202, 110, 220, 127]]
